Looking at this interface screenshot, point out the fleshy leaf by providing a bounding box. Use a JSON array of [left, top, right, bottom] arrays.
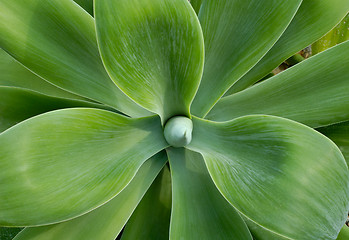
[[0, 49, 85, 101], [0, 86, 115, 133], [167, 148, 252, 240], [208, 41, 349, 128], [318, 121, 349, 165], [0, 0, 149, 117], [190, 0, 302, 117], [337, 225, 349, 240], [13, 153, 167, 240], [95, 0, 204, 121], [228, 0, 349, 94], [188, 116, 349, 240], [312, 14, 349, 55], [121, 165, 171, 240], [0, 109, 167, 226]]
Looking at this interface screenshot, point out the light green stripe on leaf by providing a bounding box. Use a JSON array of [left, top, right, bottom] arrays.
[[0, 109, 167, 226], [167, 148, 252, 240], [228, 0, 349, 95], [190, 0, 302, 117], [95, 0, 204, 122], [121, 165, 171, 240], [13, 153, 167, 240], [0, 0, 149, 117], [0, 86, 116, 133], [208, 41, 349, 128], [188, 115, 349, 240]]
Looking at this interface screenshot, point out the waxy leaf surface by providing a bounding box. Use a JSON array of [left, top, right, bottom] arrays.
[[0, 109, 167, 226], [0, 87, 113, 133], [14, 153, 167, 240], [188, 116, 349, 240], [190, 0, 302, 117], [122, 165, 171, 240], [95, 0, 204, 121], [228, 0, 349, 94], [208, 41, 349, 128], [0, 0, 149, 117], [167, 148, 252, 240]]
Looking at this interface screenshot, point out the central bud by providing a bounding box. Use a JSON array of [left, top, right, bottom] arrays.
[[164, 116, 193, 148]]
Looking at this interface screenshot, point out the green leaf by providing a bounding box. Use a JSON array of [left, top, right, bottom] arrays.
[[188, 115, 349, 240], [0, 228, 23, 240], [13, 153, 167, 240], [228, 0, 349, 94], [318, 121, 349, 165], [337, 225, 349, 240], [0, 109, 167, 226], [167, 148, 252, 240], [0, 86, 116, 133], [0, 0, 149, 117], [190, 0, 302, 117], [95, 0, 204, 122], [121, 165, 171, 240], [313, 14, 349, 55], [189, 0, 203, 14], [208, 41, 349, 128], [0, 49, 85, 101], [73, 0, 93, 16]]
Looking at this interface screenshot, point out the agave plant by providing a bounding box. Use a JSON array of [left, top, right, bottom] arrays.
[[1, 0, 349, 239]]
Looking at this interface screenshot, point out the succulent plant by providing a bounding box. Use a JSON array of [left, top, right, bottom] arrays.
[[0, 0, 349, 239]]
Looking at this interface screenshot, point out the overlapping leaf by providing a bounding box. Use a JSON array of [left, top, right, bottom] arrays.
[[188, 116, 349, 239], [0, 109, 167, 226], [95, 0, 204, 121], [208, 41, 349, 128], [13, 153, 167, 240], [228, 0, 349, 94], [0, 0, 149, 117], [167, 148, 252, 240], [190, 0, 302, 117]]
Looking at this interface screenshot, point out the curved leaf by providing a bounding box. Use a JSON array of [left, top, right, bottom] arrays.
[[0, 0, 149, 117], [189, 0, 203, 14], [0, 109, 167, 226], [0, 49, 84, 101], [0, 86, 114, 133], [121, 165, 171, 240], [95, 0, 204, 121], [228, 0, 349, 94], [188, 115, 349, 240], [208, 41, 349, 128], [190, 0, 302, 117], [13, 153, 167, 240], [337, 225, 349, 240], [167, 148, 252, 240], [318, 121, 349, 165]]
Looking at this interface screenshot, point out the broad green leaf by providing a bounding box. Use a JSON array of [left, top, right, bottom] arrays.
[[95, 0, 204, 122], [0, 0, 149, 117], [121, 165, 171, 240], [190, 0, 302, 117], [0, 228, 22, 240], [13, 153, 167, 240], [167, 148, 252, 240], [313, 14, 349, 55], [318, 121, 349, 165], [73, 0, 93, 16], [208, 41, 349, 128], [337, 225, 349, 240], [228, 0, 349, 95], [0, 86, 115, 133], [188, 116, 349, 240], [0, 109, 167, 226], [0, 49, 85, 101]]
